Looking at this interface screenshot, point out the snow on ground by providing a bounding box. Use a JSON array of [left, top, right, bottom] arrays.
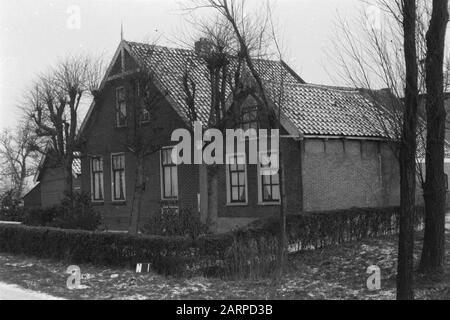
[[0, 282, 64, 300]]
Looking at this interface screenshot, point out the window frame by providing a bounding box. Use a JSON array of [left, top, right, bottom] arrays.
[[225, 153, 248, 206], [90, 156, 104, 203], [111, 153, 126, 202], [240, 104, 259, 131], [257, 151, 281, 205], [160, 146, 179, 201], [140, 107, 151, 124], [115, 86, 127, 128], [445, 173, 449, 191]]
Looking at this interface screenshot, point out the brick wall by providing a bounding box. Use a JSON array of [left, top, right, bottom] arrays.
[[210, 138, 303, 232], [80, 75, 401, 232], [80, 77, 199, 230], [302, 138, 400, 211]]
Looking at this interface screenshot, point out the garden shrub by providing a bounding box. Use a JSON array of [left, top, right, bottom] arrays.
[[22, 192, 101, 231], [0, 206, 424, 279], [141, 205, 209, 239], [0, 189, 23, 221]]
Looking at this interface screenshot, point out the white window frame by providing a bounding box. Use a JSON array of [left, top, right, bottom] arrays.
[[115, 86, 127, 128], [257, 151, 281, 205], [226, 153, 248, 206], [90, 155, 104, 203], [160, 146, 179, 201], [111, 153, 126, 202]]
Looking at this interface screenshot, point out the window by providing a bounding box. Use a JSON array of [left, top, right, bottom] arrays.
[[116, 87, 127, 127], [91, 156, 104, 202], [241, 105, 258, 131], [258, 152, 280, 204], [226, 154, 248, 205], [141, 108, 150, 123], [111, 153, 126, 201], [258, 151, 280, 204], [160, 147, 178, 199]]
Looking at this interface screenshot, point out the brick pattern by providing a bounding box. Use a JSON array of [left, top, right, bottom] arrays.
[[302, 139, 400, 211], [80, 77, 198, 230]]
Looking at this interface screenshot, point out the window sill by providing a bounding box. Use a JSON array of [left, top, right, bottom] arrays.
[[258, 202, 281, 206], [226, 202, 248, 207]]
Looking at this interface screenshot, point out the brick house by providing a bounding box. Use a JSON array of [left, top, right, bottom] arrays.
[[77, 39, 400, 232]]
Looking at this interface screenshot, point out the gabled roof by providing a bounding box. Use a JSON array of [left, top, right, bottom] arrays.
[[35, 151, 81, 182], [79, 40, 390, 140], [126, 41, 305, 132], [276, 83, 387, 138]]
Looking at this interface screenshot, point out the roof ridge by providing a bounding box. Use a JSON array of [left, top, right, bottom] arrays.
[[295, 82, 360, 92], [126, 41, 195, 55], [126, 40, 287, 64]]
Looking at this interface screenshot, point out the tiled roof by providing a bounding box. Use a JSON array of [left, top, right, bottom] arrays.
[[274, 83, 387, 137], [125, 41, 388, 138]]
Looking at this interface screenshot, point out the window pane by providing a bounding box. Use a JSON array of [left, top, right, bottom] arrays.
[[238, 172, 246, 186], [171, 167, 178, 197], [239, 186, 245, 201], [93, 174, 99, 199], [164, 167, 171, 196], [99, 173, 104, 199], [117, 88, 125, 100], [232, 188, 239, 201], [272, 173, 279, 184], [120, 172, 125, 199], [272, 185, 280, 200], [262, 174, 271, 185], [263, 184, 271, 200], [114, 172, 119, 198], [231, 172, 238, 186]]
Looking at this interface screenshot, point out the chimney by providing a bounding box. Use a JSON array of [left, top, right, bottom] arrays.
[[194, 38, 213, 56]]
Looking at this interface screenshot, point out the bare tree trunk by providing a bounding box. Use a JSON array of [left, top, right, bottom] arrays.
[[206, 165, 219, 230], [397, 0, 419, 300], [130, 153, 145, 235], [420, 0, 449, 275], [276, 149, 287, 279], [63, 157, 74, 198]]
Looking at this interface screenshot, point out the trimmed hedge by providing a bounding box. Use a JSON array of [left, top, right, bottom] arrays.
[[0, 206, 424, 278]]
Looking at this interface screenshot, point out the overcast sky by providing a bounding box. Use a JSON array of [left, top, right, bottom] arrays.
[[0, 0, 365, 131]]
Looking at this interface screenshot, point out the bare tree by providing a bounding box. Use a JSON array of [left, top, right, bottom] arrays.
[[185, 0, 290, 276], [419, 0, 449, 275], [126, 69, 168, 235], [331, 0, 421, 299], [23, 55, 103, 199], [0, 121, 39, 198], [398, 0, 419, 300], [181, 20, 252, 231]]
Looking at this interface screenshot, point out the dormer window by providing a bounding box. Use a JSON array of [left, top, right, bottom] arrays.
[[116, 87, 127, 127], [241, 105, 259, 131]]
